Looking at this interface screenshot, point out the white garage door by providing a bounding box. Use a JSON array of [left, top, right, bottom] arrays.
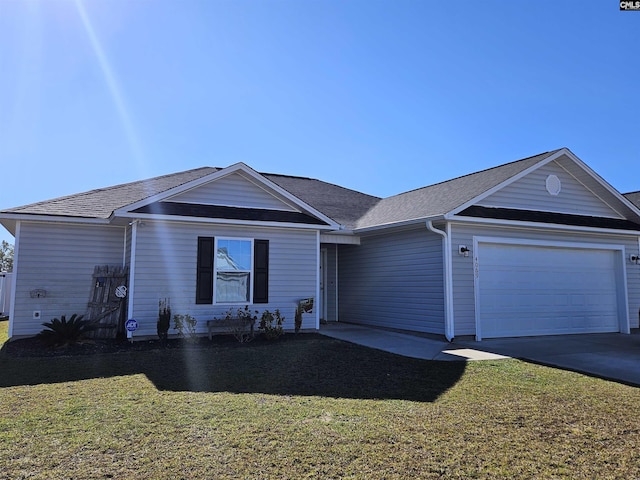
[[478, 242, 621, 338]]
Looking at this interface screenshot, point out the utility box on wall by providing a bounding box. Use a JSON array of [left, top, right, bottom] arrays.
[[0, 272, 13, 317]]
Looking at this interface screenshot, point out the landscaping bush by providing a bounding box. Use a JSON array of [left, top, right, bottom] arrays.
[[216, 305, 258, 343], [258, 309, 284, 340], [173, 313, 198, 342], [38, 314, 98, 347], [157, 299, 171, 346]]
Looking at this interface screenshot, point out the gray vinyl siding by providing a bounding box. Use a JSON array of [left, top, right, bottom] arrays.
[[167, 172, 297, 211], [11, 222, 125, 337], [321, 244, 338, 321], [129, 221, 318, 337], [449, 222, 640, 336], [338, 227, 445, 334], [478, 160, 623, 218]]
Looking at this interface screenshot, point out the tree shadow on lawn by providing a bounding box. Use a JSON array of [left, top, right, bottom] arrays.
[[0, 334, 466, 402]]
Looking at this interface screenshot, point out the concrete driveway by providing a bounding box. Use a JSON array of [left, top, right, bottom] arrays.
[[456, 333, 640, 386], [320, 323, 640, 386]]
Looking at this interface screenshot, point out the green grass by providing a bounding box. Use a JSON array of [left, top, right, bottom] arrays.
[[1, 322, 640, 479]]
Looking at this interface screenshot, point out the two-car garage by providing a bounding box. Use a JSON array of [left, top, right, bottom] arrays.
[[475, 239, 628, 339]]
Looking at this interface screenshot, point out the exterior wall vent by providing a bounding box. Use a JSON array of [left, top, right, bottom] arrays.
[[546, 174, 561, 196]]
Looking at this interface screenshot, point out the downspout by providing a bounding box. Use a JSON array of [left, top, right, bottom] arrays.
[[126, 220, 138, 340], [7, 221, 20, 339], [427, 220, 454, 342], [315, 230, 320, 330]]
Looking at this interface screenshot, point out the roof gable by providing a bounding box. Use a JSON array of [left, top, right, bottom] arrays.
[[3, 148, 639, 236], [454, 148, 640, 224], [115, 163, 341, 228], [166, 171, 299, 212], [355, 148, 640, 231], [354, 150, 560, 230], [476, 159, 624, 219]]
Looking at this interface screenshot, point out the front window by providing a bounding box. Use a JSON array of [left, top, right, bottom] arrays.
[[215, 238, 253, 303]]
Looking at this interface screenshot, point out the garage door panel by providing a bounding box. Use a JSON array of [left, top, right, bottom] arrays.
[[478, 243, 620, 338]]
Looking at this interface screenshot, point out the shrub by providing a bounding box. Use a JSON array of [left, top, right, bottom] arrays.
[[173, 313, 198, 342], [259, 309, 285, 340], [38, 314, 98, 347], [216, 306, 258, 343], [157, 299, 171, 345]]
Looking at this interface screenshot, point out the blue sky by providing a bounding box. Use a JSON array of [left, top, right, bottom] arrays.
[[1, 1, 639, 246]]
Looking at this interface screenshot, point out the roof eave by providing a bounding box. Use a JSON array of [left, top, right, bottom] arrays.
[[0, 213, 112, 237], [354, 215, 446, 234], [0, 212, 111, 224], [449, 214, 640, 236], [115, 211, 339, 231]]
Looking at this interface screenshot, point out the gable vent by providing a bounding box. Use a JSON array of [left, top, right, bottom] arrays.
[[546, 174, 561, 196]]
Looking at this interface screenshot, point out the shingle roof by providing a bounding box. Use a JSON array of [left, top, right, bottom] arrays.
[[2, 167, 220, 219], [0, 149, 582, 232], [624, 191, 640, 209], [0, 166, 381, 229], [354, 150, 561, 229], [263, 174, 381, 228]]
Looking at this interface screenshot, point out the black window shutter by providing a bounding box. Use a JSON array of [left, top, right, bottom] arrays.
[[253, 239, 269, 303], [196, 237, 214, 304]]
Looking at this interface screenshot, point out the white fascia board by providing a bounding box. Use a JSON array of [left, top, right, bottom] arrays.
[[0, 213, 111, 226], [561, 149, 640, 219], [115, 211, 338, 231], [450, 215, 640, 237], [113, 162, 342, 230], [353, 216, 446, 234], [446, 149, 567, 218], [320, 233, 361, 245]]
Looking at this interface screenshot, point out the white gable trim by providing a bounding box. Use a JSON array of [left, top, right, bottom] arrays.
[[553, 160, 625, 219], [561, 149, 640, 218], [445, 148, 640, 221], [113, 162, 341, 229]]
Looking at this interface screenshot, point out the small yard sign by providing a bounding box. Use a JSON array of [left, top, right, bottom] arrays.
[[125, 319, 138, 332]]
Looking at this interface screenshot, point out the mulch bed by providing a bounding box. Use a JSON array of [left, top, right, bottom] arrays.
[[0, 334, 273, 358]]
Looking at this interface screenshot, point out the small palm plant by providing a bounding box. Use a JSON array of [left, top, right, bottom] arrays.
[[38, 314, 98, 347]]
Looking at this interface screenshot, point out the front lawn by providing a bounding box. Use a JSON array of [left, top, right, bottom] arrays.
[[1, 322, 639, 479]]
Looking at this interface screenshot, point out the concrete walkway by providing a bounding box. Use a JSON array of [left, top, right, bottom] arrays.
[[319, 322, 508, 361], [319, 322, 640, 386]]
